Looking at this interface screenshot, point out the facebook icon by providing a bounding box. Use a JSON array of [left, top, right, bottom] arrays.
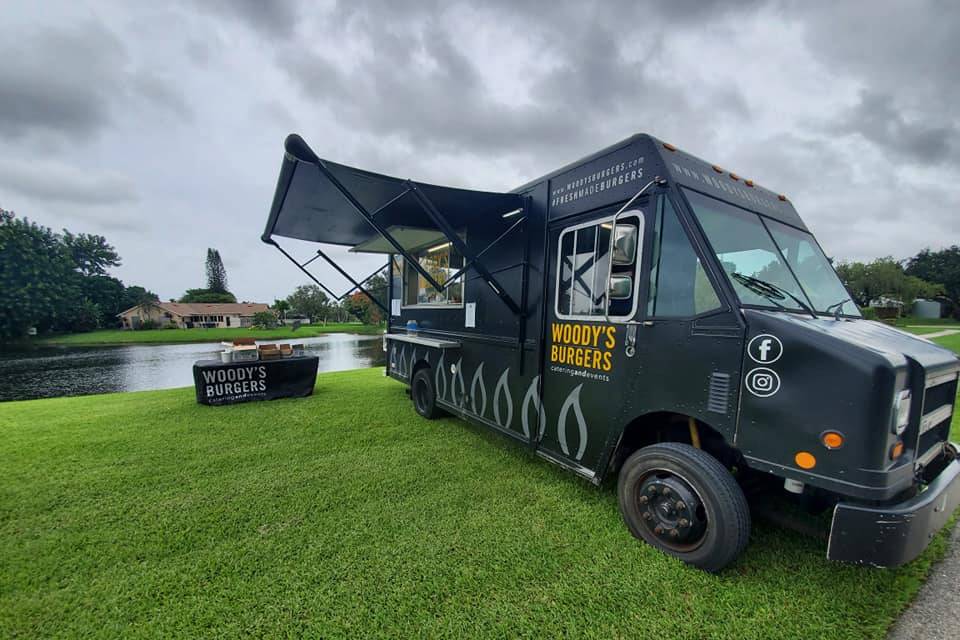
[[748, 334, 783, 364]]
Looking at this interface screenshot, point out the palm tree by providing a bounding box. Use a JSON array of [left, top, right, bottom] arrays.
[[273, 299, 290, 322]]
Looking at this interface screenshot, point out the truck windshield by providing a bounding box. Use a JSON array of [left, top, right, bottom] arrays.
[[684, 189, 860, 317]]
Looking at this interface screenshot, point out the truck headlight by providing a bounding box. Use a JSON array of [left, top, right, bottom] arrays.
[[893, 389, 911, 435]]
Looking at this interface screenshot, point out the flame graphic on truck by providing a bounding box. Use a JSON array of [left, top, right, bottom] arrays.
[[493, 368, 513, 429], [558, 384, 588, 460], [435, 353, 447, 402], [470, 362, 487, 418], [521, 375, 546, 439], [394, 353, 588, 461], [450, 358, 466, 408]]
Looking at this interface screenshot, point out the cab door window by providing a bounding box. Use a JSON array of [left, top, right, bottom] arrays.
[[647, 197, 721, 317], [556, 212, 642, 321]]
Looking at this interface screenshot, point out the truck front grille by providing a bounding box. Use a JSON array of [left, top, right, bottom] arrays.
[[916, 371, 958, 470]]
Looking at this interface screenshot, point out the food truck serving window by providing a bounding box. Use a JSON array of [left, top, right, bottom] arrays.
[[399, 242, 465, 308], [556, 213, 641, 320]]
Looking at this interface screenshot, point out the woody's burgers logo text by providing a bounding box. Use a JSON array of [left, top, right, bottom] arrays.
[[549, 322, 616, 372]]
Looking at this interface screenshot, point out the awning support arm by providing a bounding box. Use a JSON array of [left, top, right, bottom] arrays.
[[406, 180, 523, 316], [439, 214, 526, 291], [343, 261, 390, 297], [312, 248, 389, 314], [266, 238, 340, 300], [313, 164, 447, 292], [265, 239, 389, 318]]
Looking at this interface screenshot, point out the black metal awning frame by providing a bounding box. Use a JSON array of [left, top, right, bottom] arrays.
[[264, 160, 527, 317], [268, 240, 390, 314]]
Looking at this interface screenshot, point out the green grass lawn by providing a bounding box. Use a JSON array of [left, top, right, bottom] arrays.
[[932, 333, 960, 353], [2, 366, 959, 639], [35, 323, 382, 346], [893, 316, 960, 335]]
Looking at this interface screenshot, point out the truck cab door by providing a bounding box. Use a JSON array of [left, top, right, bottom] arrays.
[[537, 194, 745, 481], [630, 194, 745, 446], [537, 199, 651, 479]]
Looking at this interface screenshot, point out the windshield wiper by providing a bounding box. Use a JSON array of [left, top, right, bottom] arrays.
[[825, 297, 851, 320], [731, 272, 818, 319]]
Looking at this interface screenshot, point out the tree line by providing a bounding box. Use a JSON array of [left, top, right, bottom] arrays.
[[834, 246, 960, 318], [0, 209, 159, 339], [267, 276, 388, 328]]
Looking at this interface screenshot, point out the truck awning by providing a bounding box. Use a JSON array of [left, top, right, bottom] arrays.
[[262, 134, 527, 315]]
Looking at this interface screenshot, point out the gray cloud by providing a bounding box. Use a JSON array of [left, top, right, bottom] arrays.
[[793, 1, 960, 169], [130, 73, 194, 121], [0, 20, 192, 143], [277, 1, 754, 175], [0, 157, 138, 206], [0, 22, 124, 140], [833, 89, 959, 167], [1, 0, 958, 302], [197, 0, 302, 37]]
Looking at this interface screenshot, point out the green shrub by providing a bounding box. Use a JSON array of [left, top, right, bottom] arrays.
[[860, 307, 878, 320], [68, 298, 102, 333], [251, 311, 279, 329]]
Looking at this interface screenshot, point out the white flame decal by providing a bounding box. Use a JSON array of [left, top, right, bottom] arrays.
[[399, 345, 408, 377], [493, 368, 513, 429], [521, 375, 546, 440], [557, 384, 588, 460], [470, 362, 487, 417], [435, 352, 447, 402], [450, 358, 466, 408], [409, 348, 417, 379], [389, 345, 396, 370]]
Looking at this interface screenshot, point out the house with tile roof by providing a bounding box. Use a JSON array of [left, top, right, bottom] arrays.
[[117, 302, 271, 329]]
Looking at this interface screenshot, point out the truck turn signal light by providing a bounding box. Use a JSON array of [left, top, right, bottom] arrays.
[[821, 432, 844, 449], [794, 451, 816, 469], [890, 441, 905, 460]]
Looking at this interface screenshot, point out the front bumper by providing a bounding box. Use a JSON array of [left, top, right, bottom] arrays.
[[827, 445, 960, 567]]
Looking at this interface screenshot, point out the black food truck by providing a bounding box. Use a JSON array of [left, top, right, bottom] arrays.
[[263, 133, 960, 572]]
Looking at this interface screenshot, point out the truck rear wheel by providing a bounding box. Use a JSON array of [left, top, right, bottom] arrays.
[[618, 442, 750, 572], [411, 369, 443, 420]]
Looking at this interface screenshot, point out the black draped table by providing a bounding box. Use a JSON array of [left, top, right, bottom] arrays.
[[193, 356, 319, 405]]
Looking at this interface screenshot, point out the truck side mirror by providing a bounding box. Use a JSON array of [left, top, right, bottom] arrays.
[[612, 225, 637, 265], [609, 275, 633, 300]]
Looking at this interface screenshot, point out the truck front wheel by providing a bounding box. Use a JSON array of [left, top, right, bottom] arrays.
[[617, 442, 750, 572]]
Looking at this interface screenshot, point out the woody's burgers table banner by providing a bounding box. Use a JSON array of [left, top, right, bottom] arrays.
[[193, 354, 319, 406]]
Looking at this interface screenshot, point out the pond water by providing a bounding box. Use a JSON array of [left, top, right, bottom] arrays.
[[0, 333, 386, 402]]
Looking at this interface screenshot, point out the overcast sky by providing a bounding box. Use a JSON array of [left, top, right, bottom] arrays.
[[2, 1, 958, 303]]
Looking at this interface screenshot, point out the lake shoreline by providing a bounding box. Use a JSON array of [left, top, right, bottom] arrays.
[[20, 323, 383, 348], [0, 334, 385, 402]]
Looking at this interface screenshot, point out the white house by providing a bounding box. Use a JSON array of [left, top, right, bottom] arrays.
[[118, 302, 271, 329]]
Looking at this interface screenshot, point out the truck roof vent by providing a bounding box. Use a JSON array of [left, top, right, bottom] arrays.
[[707, 372, 731, 414]]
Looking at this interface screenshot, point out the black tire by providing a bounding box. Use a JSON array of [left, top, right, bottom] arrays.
[[617, 442, 750, 573], [411, 368, 443, 419]]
